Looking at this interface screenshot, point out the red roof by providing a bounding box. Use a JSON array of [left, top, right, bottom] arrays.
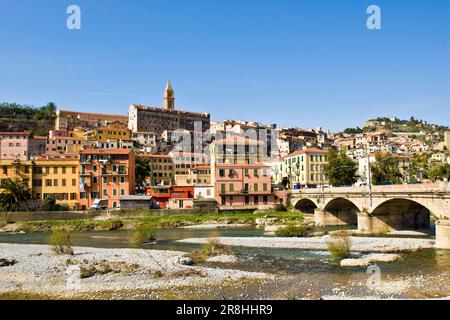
[[284, 148, 327, 159], [80, 149, 133, 155], [214, 136, 263, 145]]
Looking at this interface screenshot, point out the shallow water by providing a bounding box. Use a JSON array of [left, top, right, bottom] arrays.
[[0, 226, 449, 299]]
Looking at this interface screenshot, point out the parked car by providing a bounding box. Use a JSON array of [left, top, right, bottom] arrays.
[[90, 199, 109, 211]]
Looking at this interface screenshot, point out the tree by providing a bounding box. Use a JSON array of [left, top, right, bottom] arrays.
[[343, 127, 363, 135], [371, 153, 402, 185], [409, 153, 431, 181], [0, 179, 33, 223], [323, 149, 358, 187], [429, 164, 450, 182], [135, 157, 151, 193]]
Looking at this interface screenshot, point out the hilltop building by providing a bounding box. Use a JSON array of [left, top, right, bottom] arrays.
[[55, 110, 128, 131], [128, 81, 210, 135]]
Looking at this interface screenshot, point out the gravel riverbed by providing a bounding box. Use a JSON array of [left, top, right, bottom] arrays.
[[0, 243, 271, 299], [178, 236, 435, 252]]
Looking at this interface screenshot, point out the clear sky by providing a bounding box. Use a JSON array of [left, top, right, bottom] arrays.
[[0, 0, 449, 131]]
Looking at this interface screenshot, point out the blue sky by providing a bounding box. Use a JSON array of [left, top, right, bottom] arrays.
[[0, 0, 449, 131]]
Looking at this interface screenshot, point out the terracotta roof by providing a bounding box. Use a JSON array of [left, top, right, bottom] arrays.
[[214, 136, 263, 145], [58, 110, 128, 119], [80, 149, 133, 155], [138, 153, 172, 159], [0, 131, 33, 136], [215, 163, 269, 168], [284, 148, 327, 158]]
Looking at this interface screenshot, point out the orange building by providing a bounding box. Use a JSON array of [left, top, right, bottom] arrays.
[[78, 149, 136, 210]]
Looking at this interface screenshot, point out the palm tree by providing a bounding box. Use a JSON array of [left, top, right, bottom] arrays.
[[0, 179, 32, 223]]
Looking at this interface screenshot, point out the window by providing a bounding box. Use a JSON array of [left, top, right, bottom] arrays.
[[54, 167, 58, 174], [120, 189, 125, 196], [93, 177, 98, 184], [221, 184, 226, 194], [245, 169, 249, 177], [229, 184, 234, 192], [263, 168, 268, 176], [72, 179, 76, 186], [254, 183, 259, 192], [62, 179, 66, 187], [254, 168, 258, 176], [93, 165, 98, 172], [103, 189, 108, 196], [45, 179, 52, 187], [219, 169, 225, 177], [72, 167, 76, 174], [103, 177, 108, 184], [263, 183, 268, 192], [113, 189, 117, 196], [54, 179, 58, 187], [113, 177, 117, 184], [62, 167, 66, 174], [70, 193, 77, 200], [120, 177, 125, 183]]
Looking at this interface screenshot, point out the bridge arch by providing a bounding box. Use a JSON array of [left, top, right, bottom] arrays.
[[294, 198, 318, 214], [369, 198, 434, 233], [322, 197, 360, 226]]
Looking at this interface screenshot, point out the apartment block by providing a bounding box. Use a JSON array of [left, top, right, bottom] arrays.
[[78, 149, 136, 210], [0, 132, 46, 161], [283, 148, 329, 188]]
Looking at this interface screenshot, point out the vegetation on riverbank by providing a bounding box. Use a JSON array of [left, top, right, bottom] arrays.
[[0, 211, 303, 233]]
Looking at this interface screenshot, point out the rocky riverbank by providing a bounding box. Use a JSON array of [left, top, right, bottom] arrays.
[[178, 236, 436, 253], [0, 243, 271, 299]]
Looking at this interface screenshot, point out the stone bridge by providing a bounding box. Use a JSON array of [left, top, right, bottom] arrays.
[[290, 183, 450, 249]]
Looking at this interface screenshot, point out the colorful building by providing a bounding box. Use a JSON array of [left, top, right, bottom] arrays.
[[212, 163, 276, 208], [283, 148, 329, 188], [0, 132, 46, 161], [78, 149, 136, 210], [0, 159, 33, 190], [138, 154, 174, 186], [33, 158, 80, 209], [85, 121, 132, 142]]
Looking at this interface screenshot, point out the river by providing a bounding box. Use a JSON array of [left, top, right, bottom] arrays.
[[0, 227, 449, 299]]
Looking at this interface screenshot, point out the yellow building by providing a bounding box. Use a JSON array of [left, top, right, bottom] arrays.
[[0, 160, 33, 190], [139, 154, 173, 186], [283, 148, 329, 188], [32, 159, 80, 209], [85, 121, 132, 142]]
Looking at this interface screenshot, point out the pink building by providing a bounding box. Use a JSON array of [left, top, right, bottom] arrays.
[[0, 132, 46, 161], [213, 163, 278, 209]]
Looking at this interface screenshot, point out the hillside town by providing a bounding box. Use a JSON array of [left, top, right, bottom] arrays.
[[0, 81, 449, 212]]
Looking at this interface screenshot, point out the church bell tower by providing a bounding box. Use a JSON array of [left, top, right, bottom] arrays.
[[164, 80, 175, 110]]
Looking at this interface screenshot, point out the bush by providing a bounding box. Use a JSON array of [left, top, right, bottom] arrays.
[[327, 236, 351, 261], [275, 223, 311, 237], [49, 231, 74, 255], [132, 223, 156, 244]]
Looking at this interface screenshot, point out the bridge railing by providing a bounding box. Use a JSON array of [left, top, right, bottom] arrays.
[[291, 182, 450, 194]]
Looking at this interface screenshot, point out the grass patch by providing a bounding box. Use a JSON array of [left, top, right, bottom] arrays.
[[9, 211, 301, 233], [49, 231, 74, 256], [275, 223, 311, 237], [187, 234, 234, 264], [132, 223, 156, 245], [66, 259, 140, 279], [327, 236, 351, 262]]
